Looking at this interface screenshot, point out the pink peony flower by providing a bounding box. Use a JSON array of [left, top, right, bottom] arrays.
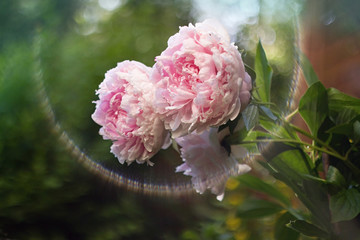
[[92, 60, 168, 165], [240, 72, 252, 111], [152, 19, 251, 138], [175, 128, 251, 201]]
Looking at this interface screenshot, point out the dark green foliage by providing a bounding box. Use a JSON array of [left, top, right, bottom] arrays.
[[237, 174, 290, 207], [287, 220, 329, 238], [242, 104, 259, 131], [274, 212, 300, 240], [254, 41, 273, 103], [236, 199, 283, 218], [299, 82, 328, 137], [330, 188, 360, 223], [226, 41, 360, 239]]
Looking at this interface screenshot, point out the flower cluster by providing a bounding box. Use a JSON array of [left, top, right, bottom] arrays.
[[92, 19, 252, 199], [152, 19, 249, 138], [92, 61, 169, 165], [175, 128, 251, 201]]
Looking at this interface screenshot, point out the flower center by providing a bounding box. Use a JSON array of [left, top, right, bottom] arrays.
[[173, 55, 201, 87]]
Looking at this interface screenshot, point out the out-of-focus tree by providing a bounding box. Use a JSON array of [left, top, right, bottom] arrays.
[[0, 1, 224, 239]]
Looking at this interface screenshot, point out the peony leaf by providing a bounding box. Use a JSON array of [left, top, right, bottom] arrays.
[[286, 220, 328, 238], [242, 104, 259, 130], [327, 88, 360, 118], [259, 105, 277, 121], [236, 199, 283, 219], [326, 166, 346, 188], [267, 151, 332, 230], [271, 149, 314, 175], [330, 188, 360, 222], [299, 81, 328, 137], [326, 123, 354, 136], [335, 108, 359, 125], [274, 212, 300, 240], [237, 174, 290, 206], [299, 52, 319, 87], [254, 41, 273, 103]]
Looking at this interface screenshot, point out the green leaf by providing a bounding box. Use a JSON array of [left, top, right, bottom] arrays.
[[272, 149, 313, 175], [237, 174, 290, 206], [326, 166, 346, 188], [274, 212, 300, 240], [299, 81, 328, 137], [286, 220, 328, 238], [335, 108, 358, 125], [242, 104, 259, 130], [254, 41, 273, 103], [330, 188, 360, 222], [299, 52, 319, 86], [324, 166, 347, 195], [259, 105, 277, 121], [236, 199, 283, 219], [326, 123, 354, 136], [257, 161, 286, 182], [327, 88, 360, 118], [269, 152, 332, 230], [304, 167, 348, 195], [301, 174, 327, 184]]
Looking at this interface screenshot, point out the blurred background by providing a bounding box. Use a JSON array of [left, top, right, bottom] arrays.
[[1, 0, 359, 239]]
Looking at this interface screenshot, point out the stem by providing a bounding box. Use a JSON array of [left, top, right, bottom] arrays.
[[239, 139, 346, 161], [284, 108, 299, 122], [344, 139, 359, 160], [288, 123, 338, 154], [322, 153, 329, 177], [251, 100, 276, 107], [288, 123, 360, 177]]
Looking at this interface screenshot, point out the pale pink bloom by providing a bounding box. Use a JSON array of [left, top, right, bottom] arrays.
[[152, 19, 250, 138], [175, 128, 251, 201], [92, 60, 168, 165], [240, 72, 252, 111]]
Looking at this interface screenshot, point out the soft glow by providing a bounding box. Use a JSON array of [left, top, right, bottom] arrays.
[[193, 0, 260, 39], [98, 0, 122, 11]]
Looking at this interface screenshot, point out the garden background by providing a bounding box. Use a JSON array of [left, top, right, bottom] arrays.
[[1, 0, 359, 239]]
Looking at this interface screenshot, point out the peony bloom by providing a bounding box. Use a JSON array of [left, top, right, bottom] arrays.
[[92, 60, 168, 165], [240, 72, 252, 111], [152, 19, 250, 138], [175, 128, 251, 201]]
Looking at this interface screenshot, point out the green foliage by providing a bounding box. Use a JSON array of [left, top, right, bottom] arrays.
[[330, 188, 360, 223], [237, 174, 290, 207], [258, 105, 277, 121], [223, 41, 360, 239], [299, 52, 319, 87], [287, 220, 329, 238], [236, 199, 283, 218], [299, 81, 328, 137], [326, 166, 347, 189], [274, 212, 300, 240], [271, 149, 314, 175], [254, 41, 273, 103], [242, 104, 259, 131], [327, 88, 360, 117]]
